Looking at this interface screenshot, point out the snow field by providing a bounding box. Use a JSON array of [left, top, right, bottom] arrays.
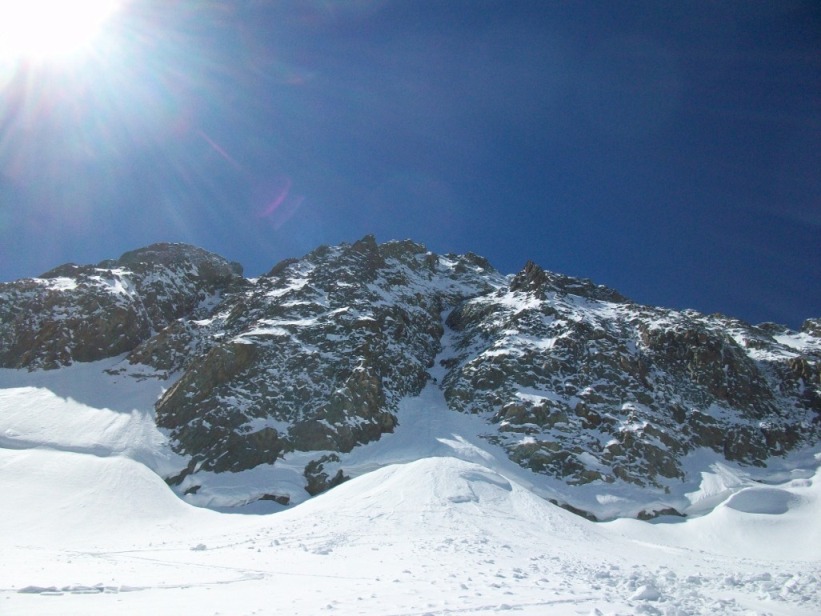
[[1, 447, 820, 614], [1, 358, 820, 614]]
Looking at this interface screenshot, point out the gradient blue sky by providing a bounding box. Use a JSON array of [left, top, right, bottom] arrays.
[[1, 0, 819, 327]]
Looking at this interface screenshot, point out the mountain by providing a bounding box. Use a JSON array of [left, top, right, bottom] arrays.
[[0, 243, 244, 370], [1, 237, 819, 519]]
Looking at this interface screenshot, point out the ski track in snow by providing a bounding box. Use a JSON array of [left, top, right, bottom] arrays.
[[1, 347, 821, 614]]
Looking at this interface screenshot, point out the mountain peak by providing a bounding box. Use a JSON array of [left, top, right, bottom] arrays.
[[107, 242, 243, 277], [1, 238, 818, 518], [510, 260, 548, 294]]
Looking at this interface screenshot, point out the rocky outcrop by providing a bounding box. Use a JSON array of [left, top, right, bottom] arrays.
[[440, 269, 820, 488], [304, 455, 350, 496], [2, 237, 819, 504], [0, 243, 243, 370], [148, 236, 504, 477]]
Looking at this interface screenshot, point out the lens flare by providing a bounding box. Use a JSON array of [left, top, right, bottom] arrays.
[[0, 0, 119, 62], [255, 177, 305, 230]]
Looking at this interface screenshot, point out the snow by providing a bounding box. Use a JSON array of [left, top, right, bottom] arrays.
[[1, 357, 820, 614], [684, 460, 751, 513], [774, 331, 821, 354], [1, 445, 820, 615], [38, 276, 78, 291], [606, 461, 821, 563], [265, 274, 310, 297], [0, 357, 182, 474], [724, 487, 799, 514], [0, 386, 166, 463]]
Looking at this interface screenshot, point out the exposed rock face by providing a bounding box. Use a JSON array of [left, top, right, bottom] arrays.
[[2, 237, 819, 505], [304, 454, 350, 496], [0, 243, 244, 370], [151, 236, 502, 476], [441, 264, 820, 487]]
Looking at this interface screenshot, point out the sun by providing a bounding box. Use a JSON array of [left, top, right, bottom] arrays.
[[0, 0, 119, 62]]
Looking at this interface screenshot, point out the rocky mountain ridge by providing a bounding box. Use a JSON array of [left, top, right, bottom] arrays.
[[1, 237, 819, 518], [0, 243, 244, 370]]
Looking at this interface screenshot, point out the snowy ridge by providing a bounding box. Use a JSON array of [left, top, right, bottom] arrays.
[[0, 357, 182, 475]]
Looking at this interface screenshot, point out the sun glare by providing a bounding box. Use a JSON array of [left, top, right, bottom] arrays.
[[0, 0, 119, 62]]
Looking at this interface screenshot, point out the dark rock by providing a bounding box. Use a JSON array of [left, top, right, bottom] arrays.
[[637, 507, 685, 521], [548, 499, 598, 521], [259, 493, 290, 505], [267, 257, 299, 278], [156, 342, 259, 429], [509, 260, 547, 295], [0, 243, 243, 370], [304, 455, 349, 496], [801, 318, 821, 337]]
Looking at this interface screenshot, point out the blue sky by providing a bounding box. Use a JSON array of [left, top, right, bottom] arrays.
[[1, 0, 819, 328]]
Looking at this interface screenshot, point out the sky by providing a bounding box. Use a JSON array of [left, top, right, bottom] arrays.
[[0, 0, 818, 328]]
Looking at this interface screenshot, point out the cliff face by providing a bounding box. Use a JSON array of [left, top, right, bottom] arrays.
[[2, 237, 819, 510], [0, 243, 244, 370], [441, 262, 820, 489], [150, 236, 503, 477]]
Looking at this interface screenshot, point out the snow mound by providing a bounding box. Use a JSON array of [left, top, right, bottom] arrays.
[[684, 460, 750, 514], [725, 487, 801, 515], [0, 358, 182, 475], [0, 387, 166, 464], [0, 448, 217, 549], [608, 463, 821, 562], [282, 456, 592, 541]]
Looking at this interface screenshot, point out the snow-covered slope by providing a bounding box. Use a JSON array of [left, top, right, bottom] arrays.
[[0, 357, 177, 471], [1, 371, 820, 613], [1, 445, 819, 615], [1, 354, 820, 614]]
